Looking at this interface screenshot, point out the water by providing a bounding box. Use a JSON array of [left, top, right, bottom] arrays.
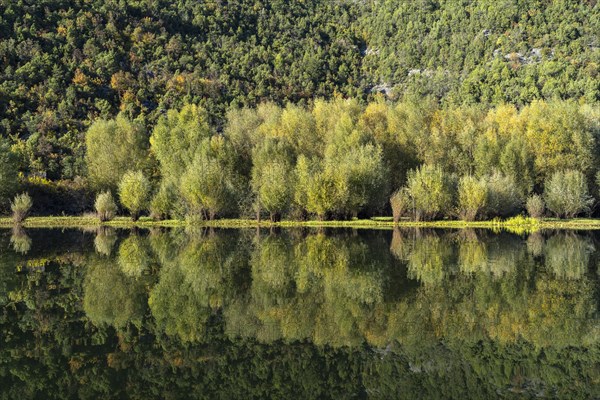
[[0, 227, 598, 399]]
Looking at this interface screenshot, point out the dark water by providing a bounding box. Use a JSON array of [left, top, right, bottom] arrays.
[[0, 227, 598, 399]]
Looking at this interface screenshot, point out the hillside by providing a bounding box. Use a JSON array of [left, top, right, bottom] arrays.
[[0, 0, 598, 197]]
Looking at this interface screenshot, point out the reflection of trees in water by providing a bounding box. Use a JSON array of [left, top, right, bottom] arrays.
[[83, 256, 146, 328], [76, 228, 600, 350], [118, 235, 152, 278], [2, 227, 599, 399], [149, 230, 248, 342], [544, 233, 594, 280], [10, 226, 31, 254], [406, 233, 454, 286], [94, 227, 117, 256]]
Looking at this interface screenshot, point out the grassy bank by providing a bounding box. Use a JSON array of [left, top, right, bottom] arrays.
[[3, 215, 600, 231]]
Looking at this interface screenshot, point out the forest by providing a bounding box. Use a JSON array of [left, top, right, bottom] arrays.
[[0, 0, 599, 221]]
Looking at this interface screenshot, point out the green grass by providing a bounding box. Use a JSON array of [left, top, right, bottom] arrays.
[[4, 215, 600, 231]]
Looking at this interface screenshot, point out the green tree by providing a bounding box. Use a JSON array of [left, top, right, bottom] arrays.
[[457, 175, 488, 221], [484, 172, 524, 218], [390, 188, 411, 224], [11, 193, 32, 224], [0, 139, 19, 210], [407, 164, 454, 221], [95, 191, 117, 222], [85, 114, 149, 191], [150, 104, 212, 185], [180, 156, 237, 220], [544, 169, 593, 218], [118, 170, 151, 221], [253, 161, 294, 221]]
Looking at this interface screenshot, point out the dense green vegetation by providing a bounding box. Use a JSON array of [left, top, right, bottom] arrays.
[[0, 0, 598, 219], [0, 227, 598, 398]]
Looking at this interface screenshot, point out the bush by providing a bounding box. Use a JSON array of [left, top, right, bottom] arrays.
[[390, 188, 411, 224], [484, 172, 524, 218], [457, 175, 488, 221], [95, 191, 117, 222], [544, 169, 593, 218], [11, 193, 33, 224], [407, 164, 454, 221], [118, 171, 151, 221], [150, 183, 177, 220], [526, 194, 545, 218]]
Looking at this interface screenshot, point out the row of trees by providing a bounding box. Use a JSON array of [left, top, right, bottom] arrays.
[[80, 99, 600, 221], [2, 98, 599, 221]]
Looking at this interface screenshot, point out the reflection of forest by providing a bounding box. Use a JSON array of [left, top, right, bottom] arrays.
[[0, 228, 598, 399]]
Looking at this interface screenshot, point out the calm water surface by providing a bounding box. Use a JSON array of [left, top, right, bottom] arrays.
[[0, 227, 598, 399]]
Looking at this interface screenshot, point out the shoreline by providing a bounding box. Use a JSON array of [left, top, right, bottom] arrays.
[[2, 216, 600, 231]]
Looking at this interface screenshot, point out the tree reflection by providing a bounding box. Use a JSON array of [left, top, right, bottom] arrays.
[[94, 227, 117, 256], [83, 256, 147, 328], [544, 233, 594, 280], [10, 225, 31, 254]]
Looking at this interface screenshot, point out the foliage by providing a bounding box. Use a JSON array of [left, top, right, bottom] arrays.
[[180, 155, 238, 220], [457, 175, 488, 221], [484, 172, 524, 218], [390, 188, 411, 224], [544, 169, 593, 218], [526, 195, 545, 219], [253, 161, 294, 221], [406, 164, 454, 221], [85, 115, 149, 191], [150, 105, 212, 186], [0, 139, 18, 210], [150, 183, 177, 220], [11, 193, 32, 224], [95, 191, 117, 222], [118, 171, 151, 221]]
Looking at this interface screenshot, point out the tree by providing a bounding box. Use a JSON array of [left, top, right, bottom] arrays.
[[118, 171, 151, 221], [526, 195, 545, 218], [180, 156, 237, 220], [457, 175, 488, 221], [253, 161, 294, 222], [95, 191, 117, 222], [11, 193, 32, 224], [544, 170, 593, 218], [0, 139, 18, 210], [484, 172, 524, 218], [406, 164, 454, 221], [85, 114, 149, 191], [150, 104, 212, 185], [390, 188, 411, 224]]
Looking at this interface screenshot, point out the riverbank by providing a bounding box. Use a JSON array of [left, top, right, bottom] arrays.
[[2, 215, 600, 231]]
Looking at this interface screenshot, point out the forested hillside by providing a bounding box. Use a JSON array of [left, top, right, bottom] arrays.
[[0, 0, 598, 219]]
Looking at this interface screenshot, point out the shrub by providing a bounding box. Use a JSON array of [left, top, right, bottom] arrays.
[[95, 191, 117, 222], [118, 170, 151, 221], [544, 169, 593, 218], [11, 193, 32, 224], [526, 194, 545, 218], [457, 175, 488, 221], [407, 164, 454, 221], [150, 183, 177, 220], [484, 172, 524, 218], [390, 188, 411, 224]]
